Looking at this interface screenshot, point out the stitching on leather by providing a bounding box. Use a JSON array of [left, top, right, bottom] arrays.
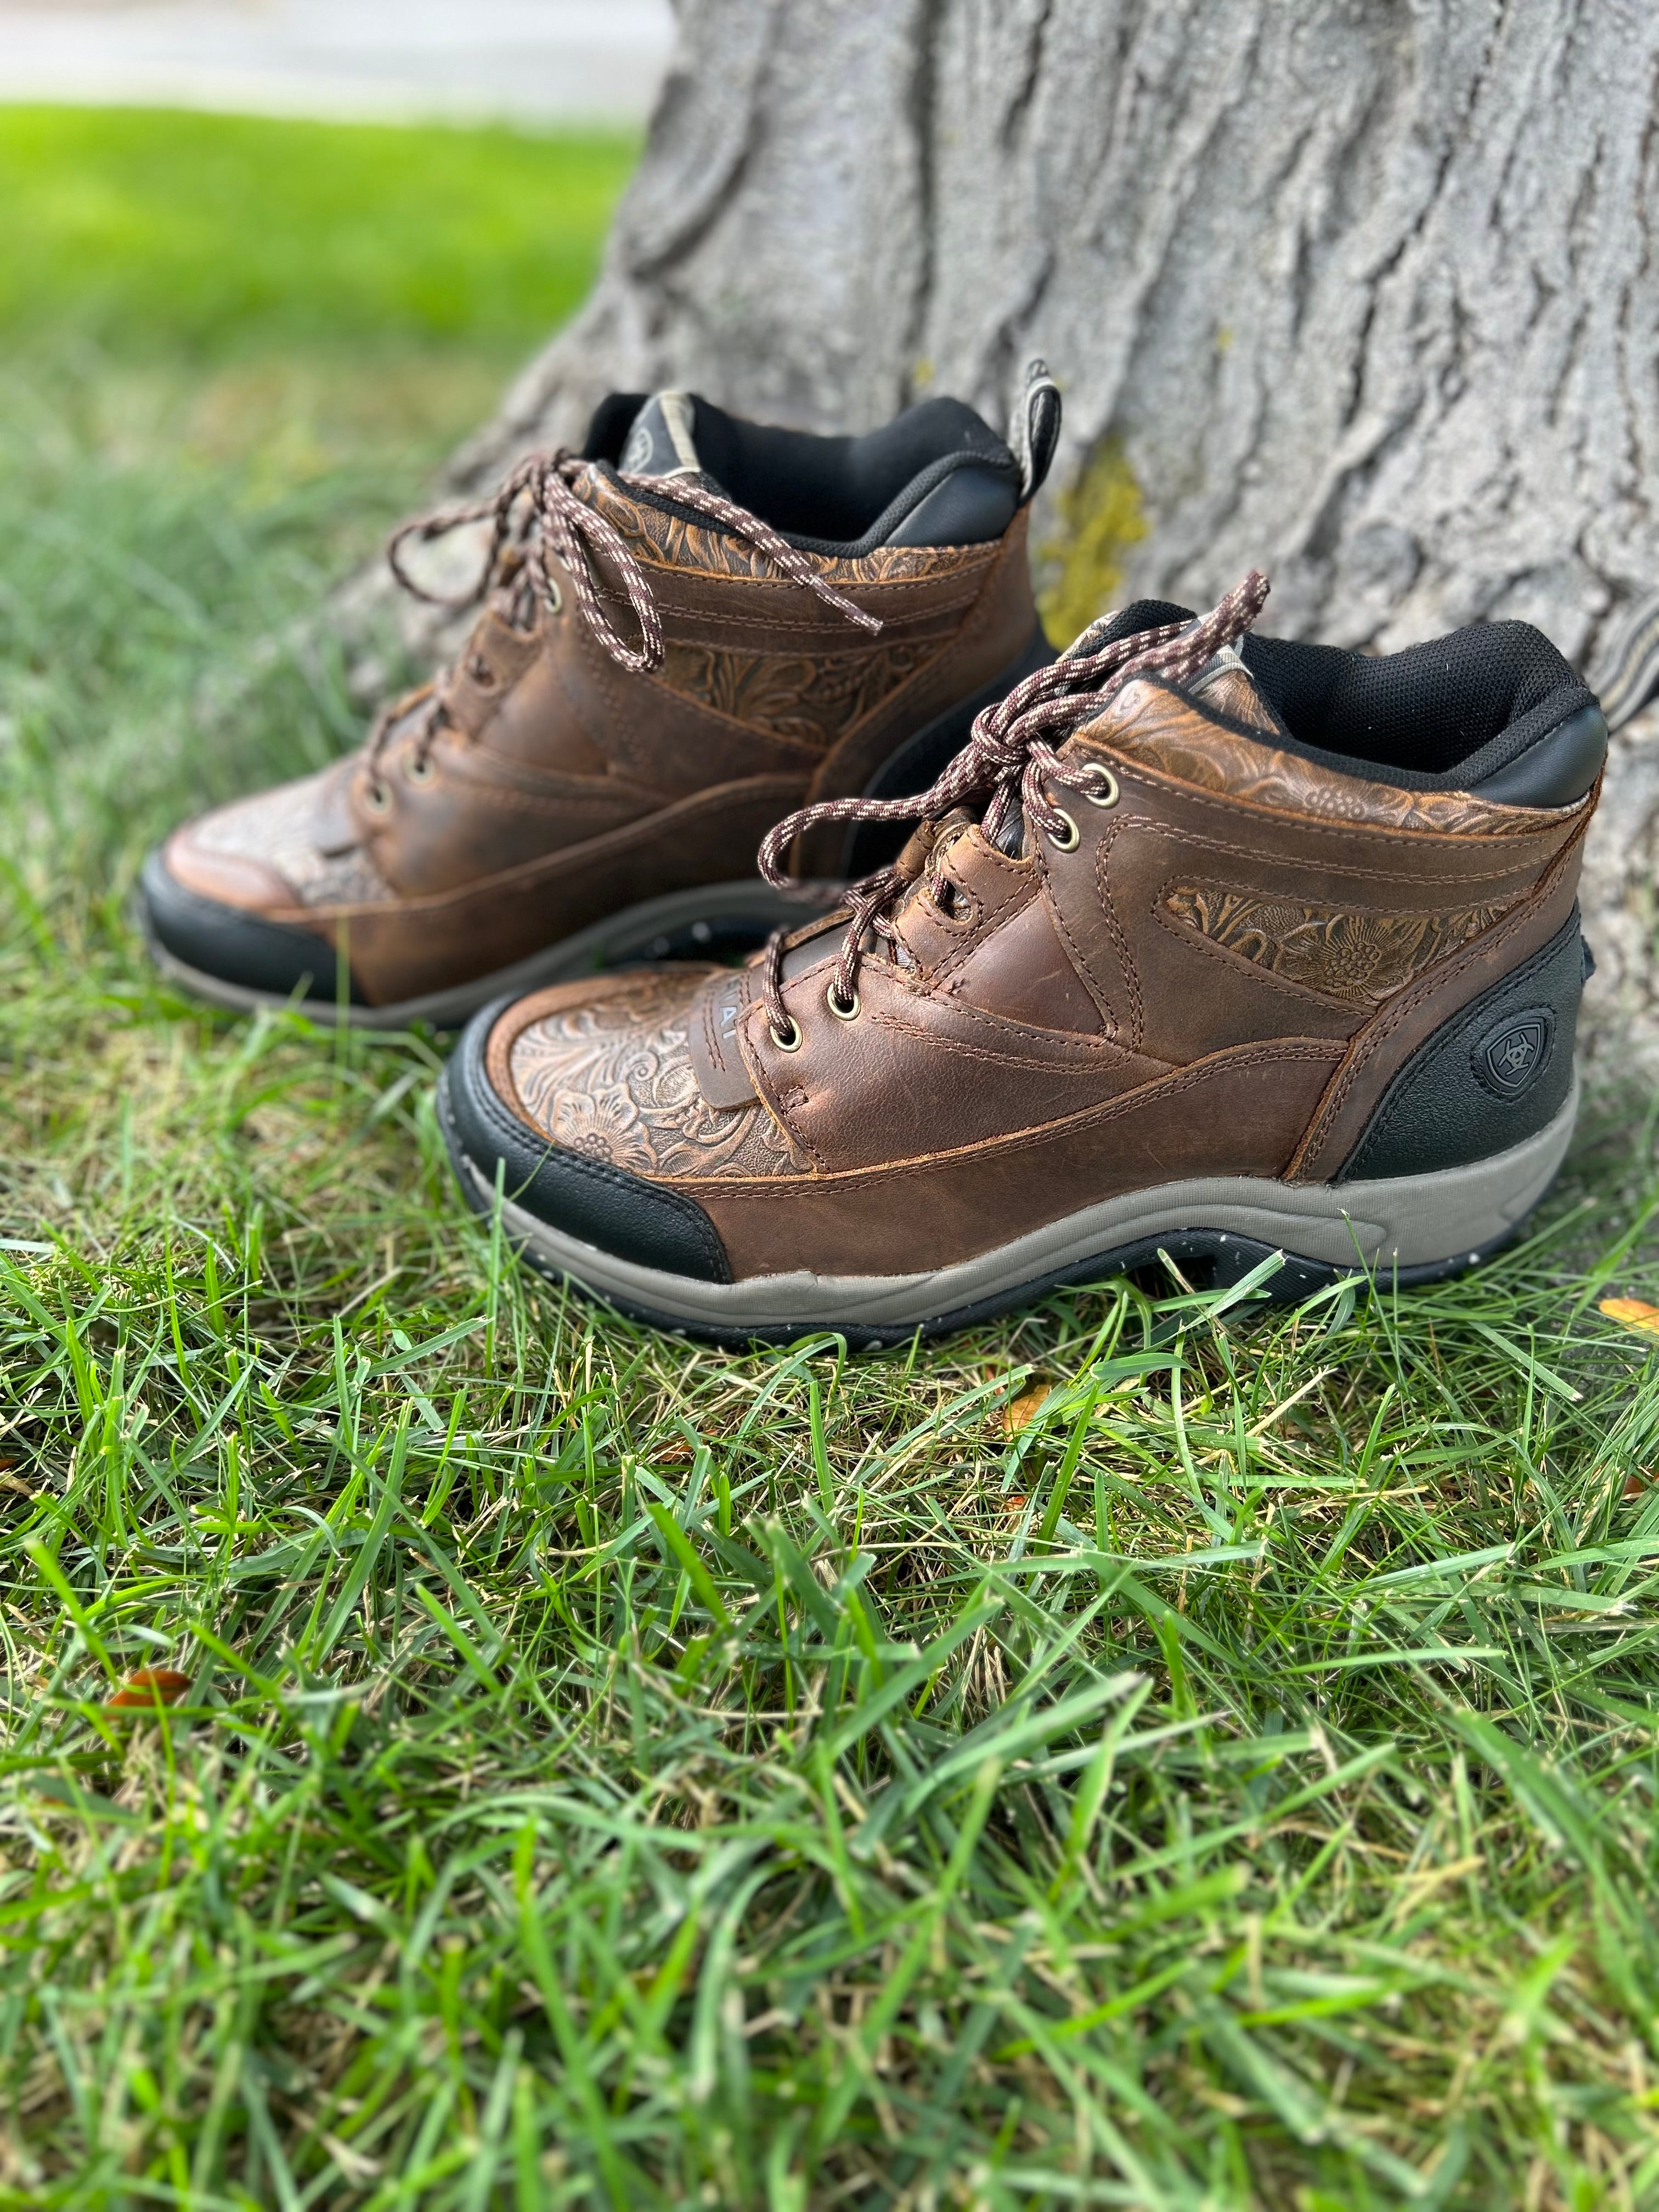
[[805, 543, 1034, 802], [582, 608, 651, 781], [486, 975, 659, 1063], [455, 1035, 731, 1279], [400, 781, 654, 824], [632, 563, 994, 598], [924, 868, 1029, 989], [1079, 740, 1592, 845], [1093, 816, 1144, 1049], [867, 945, 1116, 1054], [863, 1003, 1137, 1074], [1308, 855, 1582, 1142], [700, 989, 727, 1076], [1342, 933, 1568, 1165], [909, 849, 996, 963], [648, 600, 980, 638], [1143, 877, 1520, 1017], [1111, 807, 1561, 889], [330, 777, 810, 923], [171, 873, 335, 954], [1037, 857, 1117, 1034], [628, 673, 834, 757], [676, 1041, 1343, 1199], [1146, 896, 1373, 1014], [733, 1000, 832, 1172], [1291, 829, 1587, 1177]]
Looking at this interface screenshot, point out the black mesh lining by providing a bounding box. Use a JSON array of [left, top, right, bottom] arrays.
[[576, 409, 1595, 787], [582, 391, 649, 462], [583, 391, 1018, 554], [1237, 625, 1593, 789], [1074, 602, 1592, 791]]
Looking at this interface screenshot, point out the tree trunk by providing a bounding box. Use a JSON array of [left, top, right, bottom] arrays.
[[440, 0, 1659, 1056]]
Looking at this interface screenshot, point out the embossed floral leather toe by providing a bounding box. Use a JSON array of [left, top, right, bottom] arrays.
[[439, 575, 1606, 1344], [142, 370, 1062, 1026]]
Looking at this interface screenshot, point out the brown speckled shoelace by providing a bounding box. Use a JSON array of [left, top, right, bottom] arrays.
[[368, 449, 883, 781], [755, 569, 1271, 1047]]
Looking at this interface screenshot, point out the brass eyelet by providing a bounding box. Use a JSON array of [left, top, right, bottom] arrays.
[[405, 754, 435, 784], [770, 1015, 804, 1053], [826, 983, 860, 1022], [1046, 806, 1080, 853], [363, 778, 391, 815], [1080, 764, 1120, 808]]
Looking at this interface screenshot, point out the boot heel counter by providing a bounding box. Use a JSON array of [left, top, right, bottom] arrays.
[[1335, 908, 1584, 1183]]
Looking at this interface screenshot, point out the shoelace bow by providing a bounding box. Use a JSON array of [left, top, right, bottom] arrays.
[[366, 448, 883, 782], [756, 568, 1270, 1047]]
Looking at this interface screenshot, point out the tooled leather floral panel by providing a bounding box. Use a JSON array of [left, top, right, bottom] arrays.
[[585, 473, 994, 586], [1092, 682, 1583, 837], [658, 637, 938, 746], [191, 770, 392, 908], [509, 970, 806, 1181], [1164, 885, 1521, 1005]]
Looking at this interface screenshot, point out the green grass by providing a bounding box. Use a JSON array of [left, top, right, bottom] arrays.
[[0, 107, 639, 490], [5, 104, 1659, 2212], [0, 108, 637, 359]]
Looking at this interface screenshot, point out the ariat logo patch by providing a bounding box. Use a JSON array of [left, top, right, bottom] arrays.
[[1473, 1007, 1555, 1099]]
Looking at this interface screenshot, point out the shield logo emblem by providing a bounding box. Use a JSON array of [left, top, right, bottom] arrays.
[[1475, 1008, 1555, 1098]]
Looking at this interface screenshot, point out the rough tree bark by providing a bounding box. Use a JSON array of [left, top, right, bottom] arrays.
[[422, 0, 1659, 1056]]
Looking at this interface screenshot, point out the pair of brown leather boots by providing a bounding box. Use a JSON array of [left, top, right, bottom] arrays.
[[144, 369, 1605, 1344]]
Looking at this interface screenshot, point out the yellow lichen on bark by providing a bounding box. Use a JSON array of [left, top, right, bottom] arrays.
[[1037, 435, 1149, 648]]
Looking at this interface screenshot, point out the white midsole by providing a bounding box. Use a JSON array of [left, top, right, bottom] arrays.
[[453, 1077, 1579, 1329]]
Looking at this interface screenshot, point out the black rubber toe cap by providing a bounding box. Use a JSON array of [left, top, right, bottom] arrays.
[[140, 847, 360, 1004], [441, 1000, 732, 1285]]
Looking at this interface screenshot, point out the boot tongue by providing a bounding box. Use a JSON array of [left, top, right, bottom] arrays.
[[619, 391, 709, 482], [1069, 612, 1282, 741], [1180, 641, 1284, 738], [992, 638, 1285, 857]]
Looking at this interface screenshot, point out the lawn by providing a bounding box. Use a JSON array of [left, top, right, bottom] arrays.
[[4, 104, 1659, 2212]]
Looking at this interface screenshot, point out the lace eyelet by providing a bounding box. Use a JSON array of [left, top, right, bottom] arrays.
[[826, 983, 860, 1022], [363, 778, 391, 815], [770, 1015, 804, 1053], [405, 754, 435, 784], [1080, 764, 1120, 808], [1046, 806, 1080, 853]]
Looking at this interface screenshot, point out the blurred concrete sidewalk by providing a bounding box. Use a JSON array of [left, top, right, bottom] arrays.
[[0, 0, 676, 125]]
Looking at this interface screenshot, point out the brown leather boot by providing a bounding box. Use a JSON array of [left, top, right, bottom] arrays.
[[438, 574, 1606, 1344], [141, 372, 1062, 1026]]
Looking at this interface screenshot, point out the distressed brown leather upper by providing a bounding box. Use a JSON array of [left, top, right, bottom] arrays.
[[482, 663, 1595, 1282], [162, 471, 1041, 1006]]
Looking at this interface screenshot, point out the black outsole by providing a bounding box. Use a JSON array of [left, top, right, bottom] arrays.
[[437, 1073, 1527, 1352], [140, 848, 359, 1006], [140, 900, 799, 1034]]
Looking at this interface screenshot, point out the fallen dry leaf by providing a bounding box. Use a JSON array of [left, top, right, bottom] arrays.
[[105, 1668, 191, 1711], [320, 2133, 382, 2186], [1601, 1297, 1659, 1339], [1002, 1385, 1051, 1435], [1624, 1474, 1648, 1499]]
